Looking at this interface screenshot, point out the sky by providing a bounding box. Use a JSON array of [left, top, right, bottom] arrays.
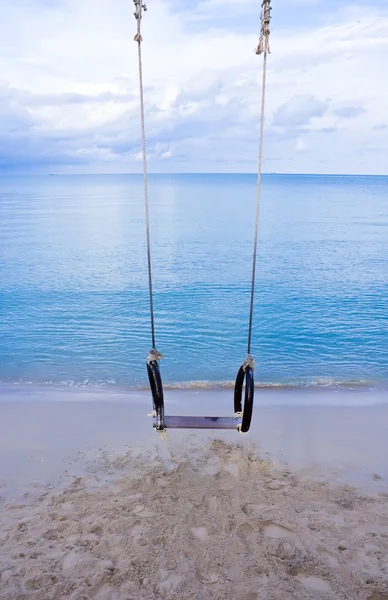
[[0, 0, 387, 175]]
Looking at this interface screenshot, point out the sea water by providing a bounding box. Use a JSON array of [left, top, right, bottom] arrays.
[[0, 174, 387, 390]]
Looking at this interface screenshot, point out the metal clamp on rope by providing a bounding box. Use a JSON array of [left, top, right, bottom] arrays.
[[234, 356, 255, 433], [146, 349, 165, 432]]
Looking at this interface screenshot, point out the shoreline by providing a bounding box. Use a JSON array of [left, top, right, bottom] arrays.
[[1, 388, 388, 495], [1, 381, 388, 403], [1, 376, 387, 392]]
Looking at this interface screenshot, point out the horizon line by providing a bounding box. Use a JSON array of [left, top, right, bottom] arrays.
[[1, 172, 387, 178]]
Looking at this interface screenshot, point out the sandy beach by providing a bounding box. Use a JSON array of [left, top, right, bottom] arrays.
[[1, 387, 388, 599]]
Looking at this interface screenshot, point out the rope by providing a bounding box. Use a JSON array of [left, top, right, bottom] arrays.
[[133, 0, 271, 360], [133, 0, 156, 350], [247, 0, 271, 356]]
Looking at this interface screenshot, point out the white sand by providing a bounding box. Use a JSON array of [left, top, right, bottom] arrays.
[[1, 388, 388, 599], [2, 440, 388, 600]]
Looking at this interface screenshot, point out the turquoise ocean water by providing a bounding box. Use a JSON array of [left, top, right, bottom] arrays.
[[0, 174, 387, 391]]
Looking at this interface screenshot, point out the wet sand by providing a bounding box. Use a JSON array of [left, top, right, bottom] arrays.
[[1, 387, 388, 599]]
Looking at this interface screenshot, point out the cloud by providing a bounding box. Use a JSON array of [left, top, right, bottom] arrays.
[[0, 0, 387, 173], [334, 106, 367, 119], [295, 138, 307, 152], [272, 94, 329, 128], [321, 126, 339, 134]]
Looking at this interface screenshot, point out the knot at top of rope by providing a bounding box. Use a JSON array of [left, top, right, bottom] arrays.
[[133, 0, 147, 42], [256, 0, 272, 55], [133, 0, 147, 20], [147, 348, 163, 364]]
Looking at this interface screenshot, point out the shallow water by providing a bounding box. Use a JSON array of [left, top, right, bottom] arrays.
[[1, 173, 387, 389], [1, 389, 388, 498]]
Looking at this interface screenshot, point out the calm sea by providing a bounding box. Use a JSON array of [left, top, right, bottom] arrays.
[[0, 174, 387, 390]]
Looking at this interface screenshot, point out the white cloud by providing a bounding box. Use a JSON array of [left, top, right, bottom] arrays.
[[161, 147, 173, 159], [273, 95, 329, 128], [0, 0, 387, 174]]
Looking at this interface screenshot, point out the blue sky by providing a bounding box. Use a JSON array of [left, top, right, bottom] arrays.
[[1, 0, 387, 174]]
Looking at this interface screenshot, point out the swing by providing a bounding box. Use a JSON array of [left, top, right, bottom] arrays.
[[133, 0, 272, 433]]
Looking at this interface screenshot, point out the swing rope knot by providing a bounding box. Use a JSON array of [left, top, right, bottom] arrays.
[[147, 349, 163, 364], [243, 354, 256, 371], [256, 0, 271, 55], [133, 0, 147, 42]]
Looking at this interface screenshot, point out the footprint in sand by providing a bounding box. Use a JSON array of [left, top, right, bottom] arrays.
[[242, 503, 268, 516], [295, 571, 332, 593], [197, 570, 219, 585], [191, 527, 209, 541], [157, 570, 182, 593], [132, 505, 155, 518], [62, 551, 95, 575], [129, 520, 144, 538], [276, 541, 296, 560], [263, 522, 294, 539], [317, 545, 338, 566]]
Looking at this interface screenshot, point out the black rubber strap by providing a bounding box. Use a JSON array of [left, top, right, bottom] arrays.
[[234, 366, 245, 414], [234, 364, 254, 433], [147, 359, 165, 431]]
